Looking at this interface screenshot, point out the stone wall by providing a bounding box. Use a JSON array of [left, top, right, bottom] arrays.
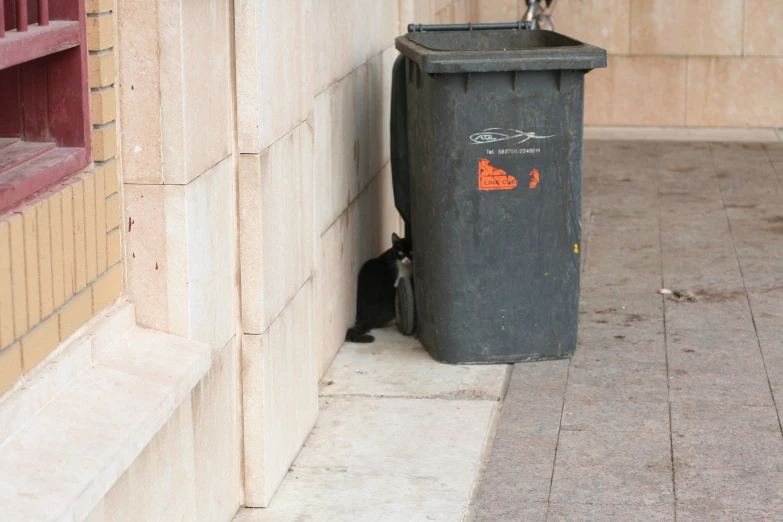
[[236, 0, 475, 508], [475, 0, 783, 128], [113, 0, 243, 516]]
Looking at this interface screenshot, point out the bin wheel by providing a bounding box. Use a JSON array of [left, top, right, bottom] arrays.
[[396, 277, 415, 336]]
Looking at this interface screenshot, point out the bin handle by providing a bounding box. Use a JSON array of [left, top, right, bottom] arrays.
[[408, 22, 531, 33]]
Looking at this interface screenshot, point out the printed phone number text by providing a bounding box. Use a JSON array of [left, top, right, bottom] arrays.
[[486, 148, 541, 155]]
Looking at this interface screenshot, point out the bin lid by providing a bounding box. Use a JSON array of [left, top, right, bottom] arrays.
[[395, 29, 606, 74]]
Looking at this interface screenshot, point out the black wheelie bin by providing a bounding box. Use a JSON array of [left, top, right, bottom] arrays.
[[391, 24, 606, 364]]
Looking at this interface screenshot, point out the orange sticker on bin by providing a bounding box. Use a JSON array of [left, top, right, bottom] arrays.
[[478, 158, 517, 191], [529, 168, 540, 189]]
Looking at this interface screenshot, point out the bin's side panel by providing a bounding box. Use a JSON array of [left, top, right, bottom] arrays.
[[407, 65, 585, 364]]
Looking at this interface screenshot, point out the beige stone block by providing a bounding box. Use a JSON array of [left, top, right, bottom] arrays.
[[554, 0, 629, 53], [95, 169, 108, 274], [239, 124, 314, 334], [191, 337, 242, 522], [314, 64, 371, 235], [107, 229, 121, 267], [584, 125, 781, 142], [88, 51, 115, 89], [84, 499, 104, 522], [35, 200, 54, 318], [20, 314, 59, 373], [124, 183, 167, 332], [120, 0, 232, 184], [87, 14, 115, 51], [0, 221, 13, 349], [72, 179, 88, 292], [99, 398, 197, 522], [92, 263, 123, 313], [365, 164, 402, 260], [313, 0, 396, 94], [101, 160, 119, 197], [235, 0, 313, 153], [48, 192, 66, 309], [316, 172, 402, 376], [117, 0, 163, 185], [744, 0, 783, 56], [90, 87, 117, 126], [0, 344, 22, 396], [397, 0, 427, 32], [61, 185, 76, 302], [8, 214, 27, 339], [400, 0, 463, 31], [317, 203, 359, 376], [84, 175, 98, 283], [243, 280, 318, 507], [87, 0, 113, 14], [126, 158, 236, 354], [162, 0, 232, 184], [631, 0, 742, 56], [366, 47, 396, 184], [92, 123, 117, 162], [94, 337, 240, 521], [584, 55, 687, 126], [21, 205, 41, 328], [686, 57, 783, 128], [59, 290, 93, 342], [180, 159, 236, 354], [438, 0, 475, 24], [105, 193, 120, 232], [474, 0, 517, 22]]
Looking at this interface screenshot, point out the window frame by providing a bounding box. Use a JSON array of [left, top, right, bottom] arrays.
[[0, 0, 91, 213]]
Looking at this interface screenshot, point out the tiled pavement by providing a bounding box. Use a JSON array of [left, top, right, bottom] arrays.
[[472, 141, 783, 521]]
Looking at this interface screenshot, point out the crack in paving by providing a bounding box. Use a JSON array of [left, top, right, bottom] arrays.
[[655, 147, 678, 522], [543, 166, 594, 520], [710, 145, 783, 439]]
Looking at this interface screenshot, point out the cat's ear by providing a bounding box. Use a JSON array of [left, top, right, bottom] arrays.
[[391, 232, 401, 244]]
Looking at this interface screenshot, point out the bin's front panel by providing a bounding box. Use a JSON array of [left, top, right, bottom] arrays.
[[407, 65, 585, 364]]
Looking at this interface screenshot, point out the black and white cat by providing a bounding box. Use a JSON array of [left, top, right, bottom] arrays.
[[345, 233, 413, 343]]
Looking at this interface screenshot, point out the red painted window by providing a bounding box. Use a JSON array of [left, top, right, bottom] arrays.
[[0, 0, 90, 213]]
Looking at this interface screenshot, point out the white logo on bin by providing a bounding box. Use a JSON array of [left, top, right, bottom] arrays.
[[470, 128, 554, 145]]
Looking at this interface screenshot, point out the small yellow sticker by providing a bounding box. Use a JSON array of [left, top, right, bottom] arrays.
[[574, 243, 579, 254]]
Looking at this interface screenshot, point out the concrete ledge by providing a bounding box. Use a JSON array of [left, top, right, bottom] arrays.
[[0, 305, 212, 522], [0, 302, 136, 447], [584, 126, 782, 143]]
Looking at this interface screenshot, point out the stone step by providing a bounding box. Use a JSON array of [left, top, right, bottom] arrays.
[[0, 312, 211, 522]]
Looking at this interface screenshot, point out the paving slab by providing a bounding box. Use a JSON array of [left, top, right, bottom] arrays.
[[677, 505, 783, 522], [320, 328, 508, 400], [549, 464, 674, 506], [504, 359, 569, 399], [472, 499, 548, 522], [566, 357, 668, 403], [547, 502, 675, 522], [672, 429, 783, 472], [560, 399, 670, 432], [675, 467, 783, 511], [555, 429, 672, 470], [235, 397, 496, 522]]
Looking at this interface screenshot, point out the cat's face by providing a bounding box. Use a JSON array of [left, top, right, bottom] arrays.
[[391, 233, 412, 265]]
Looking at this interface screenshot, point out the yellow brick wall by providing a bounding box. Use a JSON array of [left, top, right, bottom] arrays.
[[0, 0, 122, 396], [475, 0, 783, 128]]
